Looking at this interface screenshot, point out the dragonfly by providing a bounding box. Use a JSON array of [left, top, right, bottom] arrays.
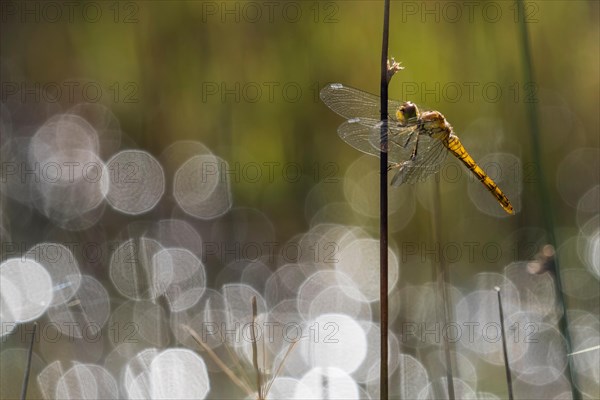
[[320, 83, 514, 215]]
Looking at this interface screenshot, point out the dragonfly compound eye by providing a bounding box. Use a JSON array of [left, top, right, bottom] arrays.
[[396, 101, 419, 125]]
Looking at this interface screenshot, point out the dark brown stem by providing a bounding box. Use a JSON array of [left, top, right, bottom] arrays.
[[251, 297, 262, 400], [379, 1, 390, 399], [20, 322, 37, 400], [495, 287, 514, 400]]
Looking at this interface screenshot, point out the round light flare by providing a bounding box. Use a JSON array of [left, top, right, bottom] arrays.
[[308, 285, 372, 322], [105, 150, 165, 215], [510, 324, 568, 386], [290, 224, 358, 268], [153, 248, 207, 312], [584, 227, 600, 280], [418, 377, 477, 400], [294, 366, 359, 400], [263, 377, 306, 400], [335, 238, 399, 302], [65, 103, 122, 159], [0, 278, 22, 335], [174, 154, 220, 204], [296, 270, 358, 321], [265, 263, 317, 306], [29, 114, 100, 164], [124, 348, 160, 398], [34, 149, 109, 223], [0, 258, 53, 324], [55, 364, 118, 400], [173, 154, 232, 220], [301, 313, 367, 375], [149, 349, 209, 399], [455, 289, 527, 364], [47, 275, 110, 339], [37, 360, 65, 400], [25, 242, 82, 307], [109, 238, 170, 301], [504, 261, 558, 323], [571, 336, 600, 396], [400, 354, 431, 397], [572, 216, 599, 287]]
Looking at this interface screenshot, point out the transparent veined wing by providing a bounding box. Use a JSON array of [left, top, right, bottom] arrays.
[[390, 135, 448, 185], [320, 83, 403, 121], [337, 117, 420, 164]]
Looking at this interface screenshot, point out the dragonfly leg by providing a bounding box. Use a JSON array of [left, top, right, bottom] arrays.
[[401, 130, 415, 148], [389, 132, 420, 185], [409, 134, 420, 161], [387, 162, 400, 171]]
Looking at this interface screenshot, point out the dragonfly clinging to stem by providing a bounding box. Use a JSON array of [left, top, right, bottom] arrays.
[[320, 81, 515, 215]]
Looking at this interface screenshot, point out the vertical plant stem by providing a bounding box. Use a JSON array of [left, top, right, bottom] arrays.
[[431, 177, 455, 400], [251, 297, 262, 400], [20, 322, 37, 400], [495, 287, 514, 400], [379, 1, 391, 399], [262, 317, 267, 395], [516, 1, 580, 398]]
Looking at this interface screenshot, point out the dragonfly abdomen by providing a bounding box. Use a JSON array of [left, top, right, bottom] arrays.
[[444, 135, 515, 214]]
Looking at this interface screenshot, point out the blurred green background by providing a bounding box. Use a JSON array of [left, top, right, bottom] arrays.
[[2, 1, 598, 243]]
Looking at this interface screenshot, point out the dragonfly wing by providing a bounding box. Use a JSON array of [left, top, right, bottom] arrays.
[[320, 83, 403, 120], [390, 135, 448, 186], [338, 118, 417, 164], [337, 118, 382, 158]]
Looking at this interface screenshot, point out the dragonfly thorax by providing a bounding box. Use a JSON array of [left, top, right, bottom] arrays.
[[420, 110, 453, 140], [396, 101, 419, 125]]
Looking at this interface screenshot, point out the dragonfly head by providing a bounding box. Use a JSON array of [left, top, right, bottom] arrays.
[[396, 101, 419, 125]]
